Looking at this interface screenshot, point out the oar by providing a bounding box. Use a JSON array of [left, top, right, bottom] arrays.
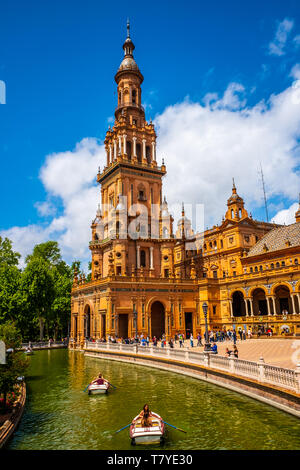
[[163, 421, 187, 433], [107, 382, 117, 389], [83, 384, 90, 392], [115, 423, 131, 433]]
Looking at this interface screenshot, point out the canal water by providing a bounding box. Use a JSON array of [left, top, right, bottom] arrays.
[[8, 349, 300, 450]]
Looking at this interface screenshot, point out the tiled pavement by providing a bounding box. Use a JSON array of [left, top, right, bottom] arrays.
[[172, 338, 300, 369]]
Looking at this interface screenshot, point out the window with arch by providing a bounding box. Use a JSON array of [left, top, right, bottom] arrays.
[[140, 250, 146, 267], [255, 266, 258, 272], [132, 89, 136, 105], [146, 145, 151, 164], [250, 267, 253, 273], [295, 259, 299, 265], [281, 261, 285, 266], [276, 262, 280, 268], [271, 263, 274, 269]]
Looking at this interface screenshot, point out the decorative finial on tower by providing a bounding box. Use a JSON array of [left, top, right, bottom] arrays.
[[127, 18, 130, 38], [182, 202, 185, 216], [232, 177, 236, 193]]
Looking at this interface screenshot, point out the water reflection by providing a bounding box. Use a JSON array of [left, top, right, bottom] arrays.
[[8, 349, 300, 450]]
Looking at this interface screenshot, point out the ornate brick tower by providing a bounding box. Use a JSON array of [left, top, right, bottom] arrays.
[[90, 21, 174, 281]]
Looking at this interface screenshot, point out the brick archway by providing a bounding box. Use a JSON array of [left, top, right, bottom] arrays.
[[150, 301, 165, 339]]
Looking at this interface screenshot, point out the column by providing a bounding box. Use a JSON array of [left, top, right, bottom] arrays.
[[152, 141, 156, 162], [137, 245, 141, 269], [291, 294, 296, 315], [267, 297, 271, 316], [123, 134, 127, 154], [133, 137, 137, 157], [149, 246, 154, 270], [118, 135, 122, 155], [109, 144, 112, 164], [297, 294, 300, 314], [272, 296, 276, 315], [106, 147, 109, 166], [244, 299, 249, 316], [249, 299, 254, 316], [229, 300, 233, 318], [113, 140, 117, 160], [142, 139, 146, 160]]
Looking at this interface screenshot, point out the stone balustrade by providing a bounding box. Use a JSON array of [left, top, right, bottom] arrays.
[[85, 340, 300, 394]]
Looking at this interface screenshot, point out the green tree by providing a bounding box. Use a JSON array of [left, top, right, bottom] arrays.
[[22, 258, 56, 340], [0, 323, 28, 411], [0, 236, 20, 267]]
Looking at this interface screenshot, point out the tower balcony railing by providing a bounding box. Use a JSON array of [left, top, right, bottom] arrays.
[[115, 102, 145, 113]]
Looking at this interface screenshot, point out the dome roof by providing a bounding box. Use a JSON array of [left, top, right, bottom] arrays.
[[118, 56, 139, 73]]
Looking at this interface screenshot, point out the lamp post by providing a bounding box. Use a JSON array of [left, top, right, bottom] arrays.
[[202, 302, 211, 351], [133, 308, 138, 342]]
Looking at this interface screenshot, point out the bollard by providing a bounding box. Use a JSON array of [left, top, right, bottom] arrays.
[[203, 352, 210, 368], [258, 357, 265, 382], [229, 354, 235, 373]]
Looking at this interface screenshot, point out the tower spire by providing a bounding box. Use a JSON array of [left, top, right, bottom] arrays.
[[232, 177, 236, 194], [127, 18, 130, 38]]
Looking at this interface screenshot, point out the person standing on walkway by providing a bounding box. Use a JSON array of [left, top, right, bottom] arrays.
[[233, 345, 238, 358], [179, 335, 183, 348], [190, 334, 194, 347], [232, 329, 237, 345], [197, 333, 202, 346]]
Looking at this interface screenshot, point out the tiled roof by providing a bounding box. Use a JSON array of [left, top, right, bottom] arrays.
[[247, 222, 300, 257]]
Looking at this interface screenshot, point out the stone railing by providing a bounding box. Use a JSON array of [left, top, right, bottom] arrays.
[[21, 341, 67, 350], [85, 341, 300, 394]]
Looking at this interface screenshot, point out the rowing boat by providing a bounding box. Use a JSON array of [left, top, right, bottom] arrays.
[[129, 412, 165, 445], [88, 381, 110, 395]]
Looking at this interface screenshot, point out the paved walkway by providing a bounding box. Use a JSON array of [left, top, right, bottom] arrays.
[[171, 338, 300, 369]]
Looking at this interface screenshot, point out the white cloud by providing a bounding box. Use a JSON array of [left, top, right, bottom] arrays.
[[293, 34, 300, 47], [268, 18, 294, 56], [34, 201, 57, 217], [156, 78, 300, 228], [271, 202, 298, 225], [1, 72, 300, 266]]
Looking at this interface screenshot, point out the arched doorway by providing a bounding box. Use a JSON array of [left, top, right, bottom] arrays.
[[252, 288, 268, 315], [232, 291, 245, 316], [151, 301, 165, 339], [84, 305, 91, 339], [274, 285, 292, 314]]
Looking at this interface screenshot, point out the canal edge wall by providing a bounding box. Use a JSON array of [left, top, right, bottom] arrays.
[[83, 349, 300, 418], [0, 381, 26, 449]]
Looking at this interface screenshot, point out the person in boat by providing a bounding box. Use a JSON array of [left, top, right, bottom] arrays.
[[138, 404, 153, 427], [91, 373, 108, 386]]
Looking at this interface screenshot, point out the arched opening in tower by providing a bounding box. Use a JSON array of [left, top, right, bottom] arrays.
[[252, 288, 267, 315], [151, 301, 165, 339], [136, 143, 142, 162], [232, 291, 245, 317]]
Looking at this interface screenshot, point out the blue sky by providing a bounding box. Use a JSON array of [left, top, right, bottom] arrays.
[[1, 0, 300, 264]]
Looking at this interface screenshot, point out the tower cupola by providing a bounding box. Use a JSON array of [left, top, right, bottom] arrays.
[[225, 178, 248, 221]]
